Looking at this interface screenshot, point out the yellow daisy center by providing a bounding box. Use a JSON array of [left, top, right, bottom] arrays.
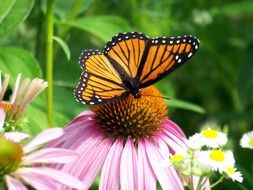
[[202, 129, 218, 139], [209, 150, 225, 162], [170, 154, 185, 162], [226, 167, 235, 175], [93, 86, 168, 141], [248, 138, 253, 147]]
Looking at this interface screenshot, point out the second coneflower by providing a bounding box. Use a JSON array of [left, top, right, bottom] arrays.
[[0, 73, 47, 141], [50, 86, 187, 190]]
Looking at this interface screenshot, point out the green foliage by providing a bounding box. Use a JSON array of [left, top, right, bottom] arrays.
[[53, 36, 71, 61], [0, 47, 42, 84], [237, 43, 253, 109], [167, 99, 205, 114], [0, 0, 34, 37], [0, 0, 253, 189], [59, 16, 132, 42]]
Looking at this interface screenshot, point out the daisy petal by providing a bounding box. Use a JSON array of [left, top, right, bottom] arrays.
[[23, 148, 78, 164], [4, 132, 30, 142], [99, 139, 123, 190], [5, 175, 28, 190], [120, 138, 138, 190], [24, 128, 64, 153], [15, 167, 87, 189], [240, 131, 253, 149]]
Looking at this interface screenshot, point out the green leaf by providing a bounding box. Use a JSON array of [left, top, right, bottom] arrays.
[[0, 0, 16, 23], [167, 98, 205, 114], [24, 100, 48, 135], [0, 47, 42, 85], [58, 16, 132, 42], [53, 36, 71, 61], [211, 1, 253, 17], [0, 0, 34, 37], [237, 43, 253, 109]]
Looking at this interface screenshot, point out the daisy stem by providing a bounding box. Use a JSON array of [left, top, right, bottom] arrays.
[[45, 0, 55, 127], [196, 175, 204, 190], [210, 174, 225, 189]]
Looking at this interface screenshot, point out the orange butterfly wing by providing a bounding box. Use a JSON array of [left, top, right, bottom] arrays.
[[74, 50, 128, 105], [104, 32, 148, 79], [103, 32, 199, 88], [139, 36, 200, 87]]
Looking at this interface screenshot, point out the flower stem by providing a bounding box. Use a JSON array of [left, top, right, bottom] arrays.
[[210, 174, 225, 189], [196, 175, 204, 190], [45, 0, 55, 127]]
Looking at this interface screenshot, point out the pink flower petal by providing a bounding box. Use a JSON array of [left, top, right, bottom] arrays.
[[15, 167, 87, 189], [52, 121, 97, 149], [156, 137, 171, 158], [138, 139, 157, 190], [99, 139, 123, 190], [24, 128, 64, 153], [163, 120, 186, 139], [144, 139, 184, 190], [15, 172, 57, 190], [61, 133, 111, 190], [0, 108, 5, 130], [69, 110, 94, 124], [23, 148, 78, 164], [4, 132, 30, 142], [120, 138, 138, 190], [10, 73, 22, 104], [5, 175, 28, 190], [159, 133, 186, 154]]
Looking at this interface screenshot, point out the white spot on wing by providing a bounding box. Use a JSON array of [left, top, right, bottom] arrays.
[[188, 52, 193, 58]]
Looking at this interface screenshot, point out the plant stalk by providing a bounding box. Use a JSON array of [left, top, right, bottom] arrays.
[[45, 0, 55, 127]]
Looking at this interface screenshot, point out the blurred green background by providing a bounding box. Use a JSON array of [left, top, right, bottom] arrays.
[[0, 0, 253, 189]]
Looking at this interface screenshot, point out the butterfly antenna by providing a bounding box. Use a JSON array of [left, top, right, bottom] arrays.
[[141, 94, 171, 100]]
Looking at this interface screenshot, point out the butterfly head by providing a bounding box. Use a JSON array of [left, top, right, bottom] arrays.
[[132, 91, 141, 98]]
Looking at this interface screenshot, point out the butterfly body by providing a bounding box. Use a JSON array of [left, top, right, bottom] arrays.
[[122, 79, 141, 98], [74, 32, 200, 105]]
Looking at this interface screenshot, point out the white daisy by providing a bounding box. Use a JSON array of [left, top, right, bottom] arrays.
[[198, 150, 235, 173], [224, 167, 243, 183], [189, 128, 227, 148], [240, 131, 253, 149], [187, 133, 202, 150]]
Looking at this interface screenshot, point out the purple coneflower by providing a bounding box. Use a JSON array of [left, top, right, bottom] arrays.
[[0, 127, 86, 190], [0, 73, 47, 141], [51, 86, 188, 190]]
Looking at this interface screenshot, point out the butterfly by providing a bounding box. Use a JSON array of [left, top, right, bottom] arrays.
[[74, 32, 200, 105]]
